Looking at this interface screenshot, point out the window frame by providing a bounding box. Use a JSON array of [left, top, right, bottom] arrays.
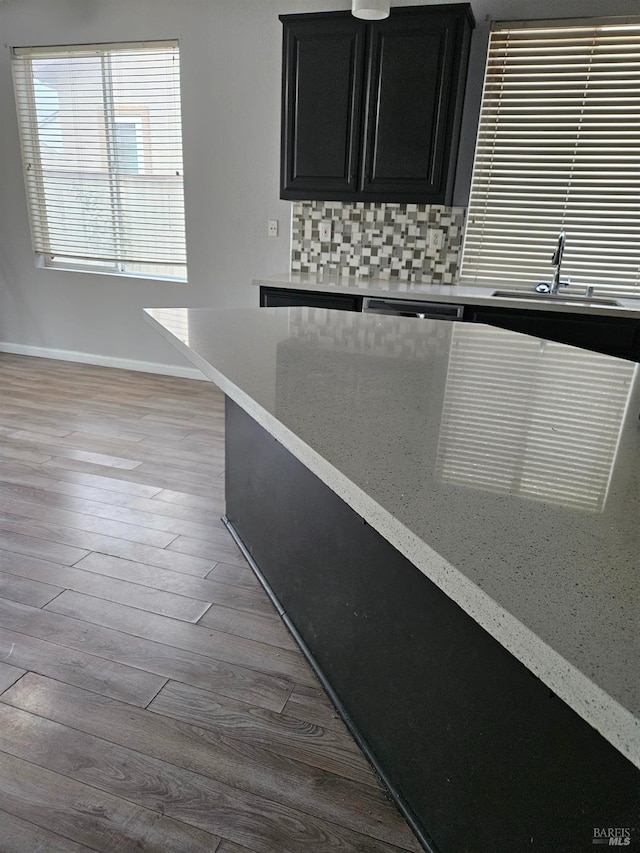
[[12, 39, 187, 283]]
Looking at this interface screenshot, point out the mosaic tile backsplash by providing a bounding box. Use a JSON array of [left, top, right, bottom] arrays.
[[291, 200, 466, 284]]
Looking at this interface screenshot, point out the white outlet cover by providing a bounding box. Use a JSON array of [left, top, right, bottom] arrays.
[[428, 229, 443, 251], [319, 221, 332, 242], [268, 219, 279, 237]]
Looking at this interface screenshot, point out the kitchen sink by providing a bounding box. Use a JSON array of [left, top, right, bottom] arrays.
[[492, 290, 620, 307]]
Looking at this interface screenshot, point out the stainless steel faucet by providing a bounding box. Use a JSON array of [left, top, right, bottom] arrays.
[[534, 231, 596, 298], [549, 231, 567, 295]]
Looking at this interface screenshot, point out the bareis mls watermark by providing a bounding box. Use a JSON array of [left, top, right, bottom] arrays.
[[592, 827, 633, 846]]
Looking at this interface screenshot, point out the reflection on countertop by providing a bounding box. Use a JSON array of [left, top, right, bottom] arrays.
[[437, 324, 636, 512]]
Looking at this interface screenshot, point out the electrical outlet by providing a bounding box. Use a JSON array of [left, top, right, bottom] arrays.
[[319, 221, 332, 242], [428, 229, 444, 251], [268, 219, 279, 237]]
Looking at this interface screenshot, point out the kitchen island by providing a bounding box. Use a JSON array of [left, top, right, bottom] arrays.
[[146, 306, 639, 853]]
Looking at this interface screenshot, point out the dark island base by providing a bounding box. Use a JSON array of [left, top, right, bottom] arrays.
[[224, 397, 639, 853]]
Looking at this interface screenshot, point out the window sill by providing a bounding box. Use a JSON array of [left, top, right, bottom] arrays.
[[36, 255, 187, 284]]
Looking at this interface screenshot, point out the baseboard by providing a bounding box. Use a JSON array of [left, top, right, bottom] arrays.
[[0, 342, 207, 381]]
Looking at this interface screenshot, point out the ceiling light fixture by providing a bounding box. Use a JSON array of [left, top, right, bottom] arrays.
[[352, 0, 390, 21]]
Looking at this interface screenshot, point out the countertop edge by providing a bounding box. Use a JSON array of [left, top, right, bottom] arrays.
[[144, 308, 640, 769]]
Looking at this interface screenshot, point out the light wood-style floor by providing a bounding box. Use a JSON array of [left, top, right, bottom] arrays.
[[0, 353, 421, 853]]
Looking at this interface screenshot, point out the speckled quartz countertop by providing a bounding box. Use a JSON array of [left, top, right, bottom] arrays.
[[145, 306, 640, 768], [254, 272, 640, 318]]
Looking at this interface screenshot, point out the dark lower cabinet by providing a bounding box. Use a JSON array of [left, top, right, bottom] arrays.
[[259, 286, 362, 312], [225, 398, 640, 853], [468, 304, 640, 362], [280, 5, 473, 204]]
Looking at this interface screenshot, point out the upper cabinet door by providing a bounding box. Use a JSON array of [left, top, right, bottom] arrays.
[[280, 5, 473, 205], [361, 7, 472, 203], [280, 14, 366, 199]]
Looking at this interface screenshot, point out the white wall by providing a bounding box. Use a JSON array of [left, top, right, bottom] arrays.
[[0, 0, 637, 369], [0, 0, 293, 368]]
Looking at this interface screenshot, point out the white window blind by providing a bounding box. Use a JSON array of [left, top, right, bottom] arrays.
[[12, 40, 186, 280], [460, 17, 640, 296]]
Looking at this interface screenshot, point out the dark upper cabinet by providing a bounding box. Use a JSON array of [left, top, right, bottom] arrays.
[[280, 14, 366, 197], [280, 5, 473, 204], [362, 7, 471, 201]]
